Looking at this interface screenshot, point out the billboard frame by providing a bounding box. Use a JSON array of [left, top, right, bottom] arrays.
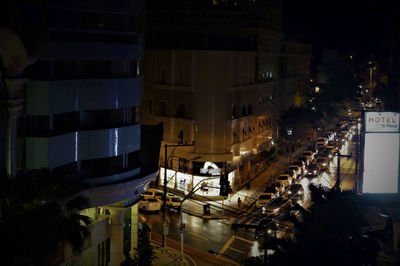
[[360, 111, 400, 198]]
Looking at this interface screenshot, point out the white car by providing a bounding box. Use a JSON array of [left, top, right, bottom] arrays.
[[315, 157, 328, 169], [288, 166, 301, 178], [302, 151, 314, 162], [271, 182, 286, 194], [139, 198, 161, 212], [276, 174, 292, 187], [315, 137, 328, 149], [142, 188, 164, 204], [256, 193, 276, 208], [166, 196, 181, 210]]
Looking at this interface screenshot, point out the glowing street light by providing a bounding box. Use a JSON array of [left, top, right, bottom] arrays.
[[315, 86, 320, 93]]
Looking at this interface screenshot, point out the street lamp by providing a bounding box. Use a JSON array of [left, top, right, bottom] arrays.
[[179, 176, 220, 257], [334, 150, 352, 191], [162, 142, 194, 248]]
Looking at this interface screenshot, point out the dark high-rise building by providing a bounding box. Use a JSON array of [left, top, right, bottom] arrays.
[[0, 0, 160, 264]]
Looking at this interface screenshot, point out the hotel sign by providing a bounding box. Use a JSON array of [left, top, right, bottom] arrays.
[[365, 112, 399, 133]]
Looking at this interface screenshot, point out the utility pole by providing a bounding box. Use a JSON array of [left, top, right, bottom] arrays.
[[335, 150, 352, 191], [178, 177, 219, 257], [162, 143, 194, 247]]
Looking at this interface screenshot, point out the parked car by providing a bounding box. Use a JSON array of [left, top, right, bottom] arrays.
[[326, 131, 335, 139], [307, 145, 318, 154], [276, 174, 292, 187], [166, 196, 181, 210], [284, 169, 297, 180], [315, 157, 328, 169], [287, 165, 301, 178], [302, 151, 314, 162], [298, 156, 310, 167], [307, 163, 319, 175], [264, 186, 280, 197], [316, 137, 328, 149], [285, 184, 304, 201], [256, 193, 276, 208], [304, 172, 318, 181], [270, 182, 286, 194], [263, 197, 293, 215], [139, 198, 161, 212], [325, 145, 336, 158], [292, 160, 306, 172]]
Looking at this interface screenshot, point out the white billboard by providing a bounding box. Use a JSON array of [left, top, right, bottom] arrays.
[[362, 133, 399, 194], [365, 112, 399, 132]]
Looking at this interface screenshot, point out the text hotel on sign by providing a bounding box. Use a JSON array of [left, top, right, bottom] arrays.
[[365, 112, 400, 133]]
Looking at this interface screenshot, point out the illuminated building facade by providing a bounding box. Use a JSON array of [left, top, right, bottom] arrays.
[[1, 0, 159, 265], [143, 0, 311, 194]]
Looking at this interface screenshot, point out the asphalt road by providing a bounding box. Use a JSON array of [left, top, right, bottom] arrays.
[[142, 136, 358, 264]]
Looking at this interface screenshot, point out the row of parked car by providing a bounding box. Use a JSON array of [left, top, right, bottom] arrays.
[[139, 188, 182, 212], [256, 118, 357, 216]]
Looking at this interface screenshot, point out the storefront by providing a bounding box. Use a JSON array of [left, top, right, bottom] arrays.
[[159, 161, 236, 196]]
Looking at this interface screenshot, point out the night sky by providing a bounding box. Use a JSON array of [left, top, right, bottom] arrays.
[[283, 0, 393, 54]]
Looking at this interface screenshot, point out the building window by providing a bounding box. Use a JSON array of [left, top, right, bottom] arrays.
[[175, 104, 186, 118], [241, 105, 247, 116], [232, 104, 237, 119], [148, 100, 152, 114], [161, 71, 165, 83], [156, 102, 166, 116], [247, 104, 253, 115]]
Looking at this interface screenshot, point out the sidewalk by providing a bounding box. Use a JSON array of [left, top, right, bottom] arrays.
[[151, 241, 195, 266], [178, 139, 309, 219], [150, 232, 237, 266]]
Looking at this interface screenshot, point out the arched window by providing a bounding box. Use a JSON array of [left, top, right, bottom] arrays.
[[156, 102, 166, 116], [241, 105, 247, 116], [175, 104, 186, 118], [247, 104, 253, 115], [148, 100, 152, 114], [232, 104, 237, 119]]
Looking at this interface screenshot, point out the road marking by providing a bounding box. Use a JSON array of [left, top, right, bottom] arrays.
[[228, 247, 244, 254], [234, 235, 254, 244], [218, 235, 236, 256], [186, 231, 208, 240]]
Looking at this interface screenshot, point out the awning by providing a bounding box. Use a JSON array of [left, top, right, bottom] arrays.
[[173, 148, 233, 162]]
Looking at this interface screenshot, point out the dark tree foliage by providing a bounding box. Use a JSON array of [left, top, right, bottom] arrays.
[[317, 65, 358, 122], [121, 223, 157, 266], [244, 184, 381, 266], [278, 106, 323, 141], [0, 168, 91, 266]]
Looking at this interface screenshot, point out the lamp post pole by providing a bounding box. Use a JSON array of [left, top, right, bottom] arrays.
[[162, 143, 194, 248], [179, 177, 220, 257], [335, 150, 353, 191]]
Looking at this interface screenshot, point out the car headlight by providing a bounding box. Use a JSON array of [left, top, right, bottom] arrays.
[[273, 208, 280, 212]]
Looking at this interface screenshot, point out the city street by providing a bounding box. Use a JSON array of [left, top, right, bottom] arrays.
[[142, 129, 359, 264]]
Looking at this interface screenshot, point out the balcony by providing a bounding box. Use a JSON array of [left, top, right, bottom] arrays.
[[36, 40, 141, 61], [26, 124, 140, 169], [27, 78, 141, 115]]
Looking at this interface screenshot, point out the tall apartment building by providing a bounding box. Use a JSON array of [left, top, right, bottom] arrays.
[[0, 0, 159, 265], [143, 0, 311, 194]]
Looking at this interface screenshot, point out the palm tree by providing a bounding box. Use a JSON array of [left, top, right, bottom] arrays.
[[0, 168, 91, 266]]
